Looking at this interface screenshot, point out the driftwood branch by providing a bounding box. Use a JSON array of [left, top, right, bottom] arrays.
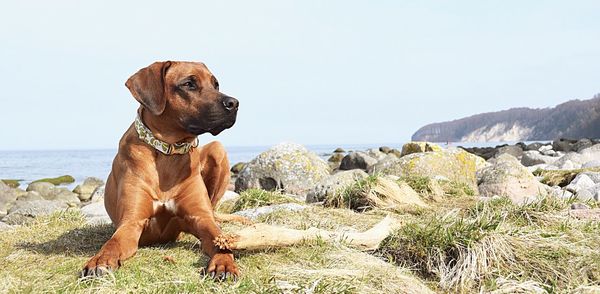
[[214, 215, 400, 251]]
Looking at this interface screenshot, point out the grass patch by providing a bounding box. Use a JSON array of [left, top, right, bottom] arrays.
[[230, 189, 300, 212], [0, 208, 430, 293], [533, 167, 600, 187], [323, 175, 427, 212], [1, 179, 23, 188], [30, 175, 75, 185], [377, 196, 600, 292]]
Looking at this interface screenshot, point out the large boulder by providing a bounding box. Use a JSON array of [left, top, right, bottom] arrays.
[[73, 177, 105, 201], [235, 142, 329, 197], [370, 148, 485, 192], [400, 142, 442, 157], [495, 145, 524, 159], [3, 200, 69, 225], [0, 182, 17, 217], [521, 151, 558, 166], [26, 182, 80, 206], [553, 138, 578, 152], [565, 174, 596, 193], [339, 152, 378, 171], [306, 169, 368, 203], [477, 154, 548, 204]]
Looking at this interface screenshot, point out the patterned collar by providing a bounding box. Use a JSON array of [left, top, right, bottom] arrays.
[[134, 114, 198, 155]]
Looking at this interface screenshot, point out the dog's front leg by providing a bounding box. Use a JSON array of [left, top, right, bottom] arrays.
[[81, 219, 146, 277], [183, 213, 239, 280]]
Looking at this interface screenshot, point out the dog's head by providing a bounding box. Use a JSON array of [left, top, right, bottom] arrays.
[[125, 61, 238, 136]]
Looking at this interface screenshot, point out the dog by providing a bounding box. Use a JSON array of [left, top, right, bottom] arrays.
[[81, 61, 240, 280]]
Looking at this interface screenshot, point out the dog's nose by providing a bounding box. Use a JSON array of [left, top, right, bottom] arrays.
[[222, 96, 239, 111]]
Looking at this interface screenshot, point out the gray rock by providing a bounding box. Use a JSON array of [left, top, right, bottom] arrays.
[[539, 145, 553, 153], [26, 182, 55, 197], [0, 221, 14, 231], [580, 172, 600, 184], [542, 149, 558, 157], [495, 145, 524, 159], [574, 183, 600, 202], [235, 142, 330, 196], [73, 177, 105, 201], [565, 174, 596, 193], [339, 151, 378, 171], [553, 138, 577, 152], [571, 203, 590, 210], [573, 138, 593, 152], [90, 185, 105, 202], [17, 191, 43, 202], [521, 151, 558, 166], [477, 154, 548, 204], [44, 188, 80, 206], [80, 202, 111, 225], [233, 203, 308, 220], [0, 182, 18, 217], [221, 190, 240, 202], [3, 200, 69, 225], [525, 142, 544, 151], [306, 169, 368, 203], [366, 148, 387, 161], [547, 186, 573, 200], [379, 146, 392, 154], [583, 160, 600, 169]]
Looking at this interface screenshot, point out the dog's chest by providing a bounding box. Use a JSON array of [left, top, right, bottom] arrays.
[[152, 199, 178, 215]]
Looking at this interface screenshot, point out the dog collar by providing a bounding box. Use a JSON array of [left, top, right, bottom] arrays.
[[134, 114, 198, 155]]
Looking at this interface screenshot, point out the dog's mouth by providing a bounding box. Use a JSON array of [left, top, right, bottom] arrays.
[[185, 115, 237, 136]]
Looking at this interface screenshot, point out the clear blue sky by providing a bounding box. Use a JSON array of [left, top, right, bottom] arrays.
[[1, 1, 599, 150]]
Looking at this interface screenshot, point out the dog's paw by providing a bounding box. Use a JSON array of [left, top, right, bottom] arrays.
[[203, 252, 239, 281], [80, 252, 122, 278]]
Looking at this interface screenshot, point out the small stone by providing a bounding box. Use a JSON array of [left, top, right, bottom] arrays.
[[571, 203, 590, 210]]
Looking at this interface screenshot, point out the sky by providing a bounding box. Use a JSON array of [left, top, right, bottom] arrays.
[[1, 0, 599, 150]]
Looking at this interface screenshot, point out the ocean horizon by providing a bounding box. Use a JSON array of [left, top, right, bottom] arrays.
[[0, 141, 533, 189]]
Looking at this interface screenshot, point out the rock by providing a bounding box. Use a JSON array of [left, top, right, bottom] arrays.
[[571, 203, 590, 210], [3, 200, 69, 225], [582, 160, 600, 169], [371, 148, 485, 193], [539, 145, 553, 153], [565, 174, 596, 193], [573, 138, 593, 152], [551, 152, 585, 170], [580, 172, 600, 183], [400, 142, 442, 157], [26, 182, 55, 197], [27, 180, 80, 206], [230, 162, 246, 174], [333, 147, 345, 153], [235, 142, 329, 196], [553, 138, 578, 152], [477, 154, 548, 204], [0, 221, 13, 231], [31, 175, 75, 185], [570, 208, 600, 221], [379, 146, 392, 154], [306, 170, 368, 203], [541, 149, 558, 157], [73, 177, 105, 201], [547, 186, 573, 200], [525, 142, 544, 151], [0, 181, 18, 217], [339, 151, 378, 171], [17, 191, 43, 202], [366, 148, 387, 161], [327, 153, 346, 170], [574, 189, 597, 202], [90, 185, 105, 202], [80, 202, 111, 225], [221, 190, 240, 202], [495, 145, 524, 159], [234, 203, 308, 220], [521, 151, 558, 166]]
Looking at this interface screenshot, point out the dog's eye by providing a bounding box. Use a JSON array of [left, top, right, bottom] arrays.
[[181, 81, 196, 90], [214, 80, 219, 90]]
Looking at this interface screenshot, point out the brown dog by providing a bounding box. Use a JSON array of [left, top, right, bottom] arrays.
[[81, 61, 240, 280]]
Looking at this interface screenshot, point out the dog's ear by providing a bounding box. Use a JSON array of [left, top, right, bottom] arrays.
[[125, 61, 172, 115]]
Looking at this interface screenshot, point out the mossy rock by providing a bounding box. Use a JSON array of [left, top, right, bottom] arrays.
[[31, 175, 75, 186], [371, 148, 485, 194], [1, 179, 22, 188], [400, 141, 443, 157], [230, 162, 246, 174]]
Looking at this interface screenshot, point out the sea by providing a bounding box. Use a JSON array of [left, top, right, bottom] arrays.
[[0, 142, 514, 189]]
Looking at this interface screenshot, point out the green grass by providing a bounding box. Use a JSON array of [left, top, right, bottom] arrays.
[[0, 209, 431, 293], [323, 175, 380, 211], [229, 189, 301, 213], [30, 175, 75, 186]]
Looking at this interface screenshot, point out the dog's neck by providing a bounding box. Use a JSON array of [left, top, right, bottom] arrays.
[[136, 108, 198, 155]]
